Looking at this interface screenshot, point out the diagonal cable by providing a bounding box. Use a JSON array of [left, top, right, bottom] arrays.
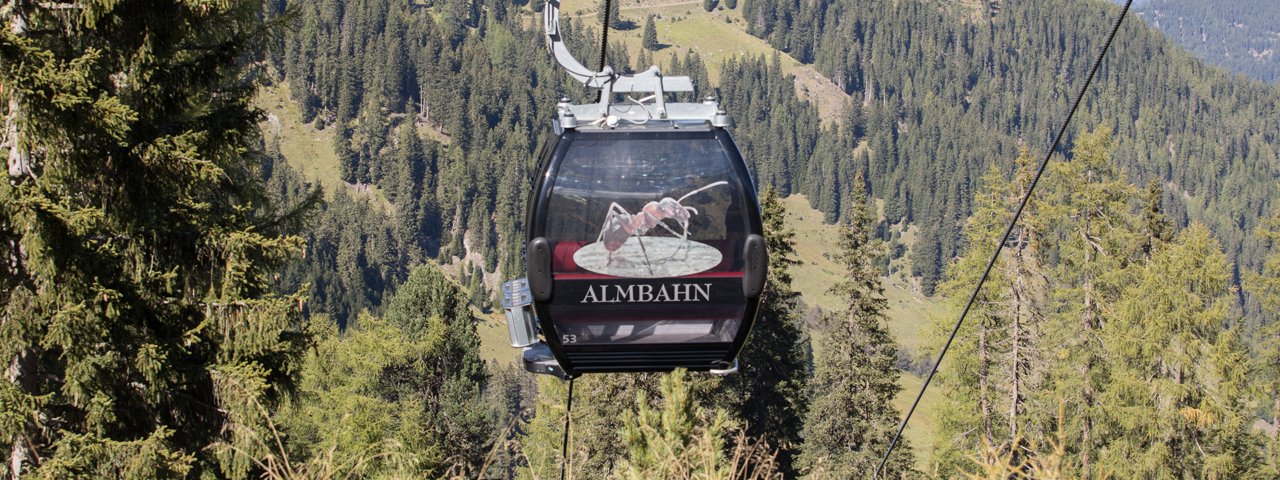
[[560, 377, 575, 480], [873, 0, 1133, 477]]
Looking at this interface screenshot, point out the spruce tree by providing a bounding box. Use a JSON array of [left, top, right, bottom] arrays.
[[1, 1, 309, 476], [799, 175, 915, 478], [598, 0, 623, 30], [1133, 180, 1173, 260], [715, 186, 810, 475], [392, 105, 427, 264], [642, 15, 660, 51]]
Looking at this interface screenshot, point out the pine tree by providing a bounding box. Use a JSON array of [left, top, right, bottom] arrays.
[[936, 152, 1044, 473], [1102, 224, 1264, 478], [1, 1, 310, 476], [799, 175, 915, 478], [1039, 127, 1134, 479], [642, 15, 660, 51], [714, 186, 810, 475], [1246, 207, 1280, 476], [703, 0, 718, 12], [598, 0, 623, 30]]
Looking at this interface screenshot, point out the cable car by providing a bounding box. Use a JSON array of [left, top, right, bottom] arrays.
[[501, 0, 767, 378]]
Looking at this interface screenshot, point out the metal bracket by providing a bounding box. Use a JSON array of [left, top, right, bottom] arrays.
[[709, 358, 739, 376], [523, 343, 572, 380], [542, 0, 728, 128]]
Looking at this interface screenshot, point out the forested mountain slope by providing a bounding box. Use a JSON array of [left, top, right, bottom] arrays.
[[7, 0, 1279, 476], [261, 0, 824, 326], [265, 0, 1280, 330], [742, 0, 1280, 305], [1134, 0, 1280, 83]]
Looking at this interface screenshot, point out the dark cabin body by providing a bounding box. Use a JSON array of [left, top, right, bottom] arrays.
[[525, 124, 767, 375]]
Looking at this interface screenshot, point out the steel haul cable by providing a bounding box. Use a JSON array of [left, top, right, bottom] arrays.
[[596, 0, 615, 103], [873, 0, 1134, 477], [559, 0, 614, 475], [560, 377, 575, 480]]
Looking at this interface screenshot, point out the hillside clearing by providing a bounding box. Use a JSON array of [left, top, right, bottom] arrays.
[[557, 0, 849, 120]]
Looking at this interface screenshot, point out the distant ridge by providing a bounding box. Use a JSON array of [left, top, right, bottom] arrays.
[[1134, 0, 1280, 82]]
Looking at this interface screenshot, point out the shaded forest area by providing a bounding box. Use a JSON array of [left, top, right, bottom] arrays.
[[259, 0, 819, 326], [1134, 0, 1280, 83], [741, 0, 1280, 306], [268, 0, 1279, 336], [5, 0, 1280, 477]]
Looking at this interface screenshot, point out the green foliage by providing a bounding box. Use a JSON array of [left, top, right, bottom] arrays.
[[799, 178, 916, 478], [1245, 207, 1280, 476], [278, 264, 492, 476], [1, 1, 312, 476], [273, 0, 598, 325], [930, 128, 1270, 478], [1034, 128, 1136, 477], [743, 0, 1280, 298], [703, 0, 717, 13], [718, 54, 820, 197], [34, 428, 195, 479], [239, 0, 1280, 475], [711, 186, 810, 475], [1101, 224, 1263, 478], [618, 370, 733, 479], [1135, 0, 1280, 82], [520, 374, 661, 478], [931, 150, 1047, 474], [617, 370, 783, 480], [643, 15, 661, 51]]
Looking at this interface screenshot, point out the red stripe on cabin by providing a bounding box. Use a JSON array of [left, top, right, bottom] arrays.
[[553, 271, 744, 281]]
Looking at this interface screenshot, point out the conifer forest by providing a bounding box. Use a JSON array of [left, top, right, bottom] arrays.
[[3, 0, 1280, 478]]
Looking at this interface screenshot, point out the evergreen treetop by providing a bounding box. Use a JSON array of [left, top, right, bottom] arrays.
[[642, 15, 660, 51], [799, 175, 915, 478], [2, 0, 311, 476]]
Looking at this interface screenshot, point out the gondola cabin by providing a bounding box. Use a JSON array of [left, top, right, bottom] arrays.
[[521, 119, 767, 376], [502, 0, 767, 378]]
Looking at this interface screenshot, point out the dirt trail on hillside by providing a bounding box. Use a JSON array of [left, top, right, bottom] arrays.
[[621, 0, 700, 10]]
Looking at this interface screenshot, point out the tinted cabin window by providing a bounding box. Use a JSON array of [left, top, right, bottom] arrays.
[[544, 131, 750, 345]]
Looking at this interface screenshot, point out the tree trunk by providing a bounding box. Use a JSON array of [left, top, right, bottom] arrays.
[[5, 4, 34, 477], [1080, 185, 1095, 480], [979, 321, 992, 445], [4, 2, 31, 180], [6, 350, 34, 479], [1008, 239, 1026, 441]]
